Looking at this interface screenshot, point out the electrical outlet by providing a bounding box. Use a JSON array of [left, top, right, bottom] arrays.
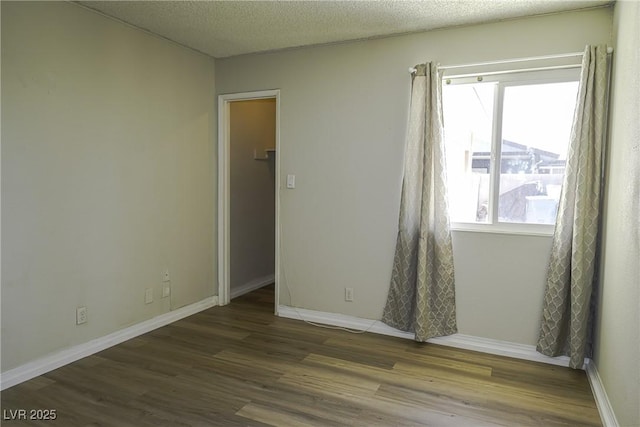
[[145, 288, 154, 304], [76, 306, 87, 325], [345, 287, 354, 302], [162, 269, 170, 283], [162, 286, 171, 298]]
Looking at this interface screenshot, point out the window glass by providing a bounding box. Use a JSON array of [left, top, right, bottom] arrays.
[[442, 83, 495, 223], [499, 82, 578, 224], [442, 71, 579, 231]]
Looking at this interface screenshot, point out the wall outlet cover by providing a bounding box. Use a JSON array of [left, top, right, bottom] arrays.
[[345, 287, 354, 302], [145, 288, 154, 304], [76, 307, 87, 325]]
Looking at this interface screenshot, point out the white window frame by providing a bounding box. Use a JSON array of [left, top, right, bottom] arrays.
[[443, 68, 580, 236]]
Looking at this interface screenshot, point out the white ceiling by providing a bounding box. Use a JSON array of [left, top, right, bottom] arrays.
[[77, 0, 612, 59]]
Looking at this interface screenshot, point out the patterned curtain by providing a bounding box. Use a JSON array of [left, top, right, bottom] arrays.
[[537, 45, 610, 369], [381, 63, 457, 341]]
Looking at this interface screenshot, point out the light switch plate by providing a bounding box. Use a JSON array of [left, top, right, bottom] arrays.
[[287, 174, 295, 189]]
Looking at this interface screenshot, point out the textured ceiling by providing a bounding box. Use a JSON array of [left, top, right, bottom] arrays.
[[77, 1, 612, 59]]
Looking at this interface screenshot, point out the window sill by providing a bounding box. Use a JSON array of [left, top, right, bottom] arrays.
[[450, 222, 555, 237]]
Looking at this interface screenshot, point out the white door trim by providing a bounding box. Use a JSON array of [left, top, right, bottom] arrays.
[[217, 89, 280, 313]]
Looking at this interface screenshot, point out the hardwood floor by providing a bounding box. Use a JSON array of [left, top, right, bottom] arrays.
[[1, 285, 601, 426]]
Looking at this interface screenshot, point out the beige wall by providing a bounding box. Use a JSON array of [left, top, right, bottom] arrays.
[[594, 1, 640, 426], [452, 232, 552, 344], [230, 99, 276, 292], [1, 2, 216, 371], [216, 8, 612, 346]]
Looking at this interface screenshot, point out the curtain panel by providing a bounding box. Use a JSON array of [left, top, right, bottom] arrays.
[[537, 45, 610, 369], [381, 63, 457, 341]]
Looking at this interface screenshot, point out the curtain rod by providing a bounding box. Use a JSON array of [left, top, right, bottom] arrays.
[[408, 47, 613, 74]]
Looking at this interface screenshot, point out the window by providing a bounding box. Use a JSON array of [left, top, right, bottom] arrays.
[[442, 69, 579, 233]]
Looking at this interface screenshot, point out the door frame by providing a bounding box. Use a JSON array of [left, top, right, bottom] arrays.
[[217, 89, 281, 313]]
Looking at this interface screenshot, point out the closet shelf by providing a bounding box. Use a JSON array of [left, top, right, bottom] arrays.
[[254, 148, 276, 161]]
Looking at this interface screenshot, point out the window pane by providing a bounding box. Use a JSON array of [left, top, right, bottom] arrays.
[[498, 81, 578, 224], [443, 83, 495, 223]]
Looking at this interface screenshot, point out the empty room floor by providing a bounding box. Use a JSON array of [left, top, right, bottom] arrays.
[[1, 285, 601, 426]]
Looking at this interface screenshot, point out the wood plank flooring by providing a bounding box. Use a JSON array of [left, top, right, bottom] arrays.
[[1, 285, 601, 426]]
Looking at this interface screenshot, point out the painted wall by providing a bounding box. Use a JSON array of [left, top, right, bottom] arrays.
[[1, 2, 216, 371], [216, 8, 612, 346], [230, 99, 276, 294], [452, 232, 552, 344], [594, 1, 640, 426]]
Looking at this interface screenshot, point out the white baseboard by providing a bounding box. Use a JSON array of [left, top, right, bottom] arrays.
[[585, 359, 619, 427], [427, 334, 573, 367], [230, 274, 274, 300], [1, 296, 219, 391], [277, 305, 571, 367]]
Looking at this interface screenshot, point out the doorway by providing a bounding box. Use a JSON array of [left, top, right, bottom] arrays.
[[217, 90, 280, 314]]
